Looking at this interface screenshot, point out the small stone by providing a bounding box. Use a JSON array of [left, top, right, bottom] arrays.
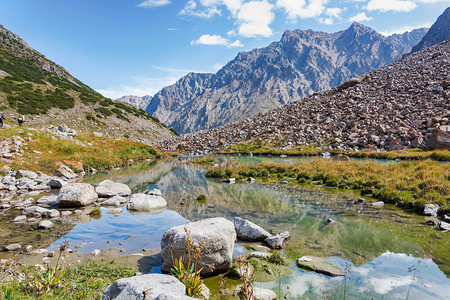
[[38, 220, 54, 229], [47, 251, 55, 257], [265, 231, 290, 249], [5, 243, 22, 251], [92, 249, 101, 256], [423, 204, 439, 217], [13, 215, 27, 223], [439, 221, 450, 231], [371, 201, 385, 207]]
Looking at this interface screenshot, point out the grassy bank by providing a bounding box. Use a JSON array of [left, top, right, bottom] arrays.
[[0, 261, 135, 299], [0, 127, 162, 174], [205, 159, 450, 214], [218, 140, 450, 161]]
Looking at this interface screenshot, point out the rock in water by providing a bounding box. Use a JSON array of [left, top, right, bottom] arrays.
[[371, 201, 385, 208], [101, 274, 194, 300], [38, 220, 54, 229], [439, 221, 450, 231], [56, 183, 98, 207], [233, 217, 272, 241], [297, 256, 346, 277], [126, 193, 167, 212], [95, 180, 131, 198], [265, 231, 290, 249], [423, 204, 439, 216], [5, 243, 22, 251], [161, 217, 236, 276]]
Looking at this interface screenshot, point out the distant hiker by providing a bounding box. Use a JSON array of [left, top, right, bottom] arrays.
[[18, 114, 25, 126], [0, 112, 3, 127]]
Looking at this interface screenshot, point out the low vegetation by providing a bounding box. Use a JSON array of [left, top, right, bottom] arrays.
[[0, 127, 162, 173], [206, 159, 450, 213], [219, 139, 450, 161]]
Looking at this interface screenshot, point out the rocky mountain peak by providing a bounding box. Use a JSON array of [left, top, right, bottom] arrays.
[[412, 6, 450, 53]]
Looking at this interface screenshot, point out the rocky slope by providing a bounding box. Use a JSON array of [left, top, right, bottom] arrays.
[[116, 95, 152, 110], [157, 39, 450, 153], [0, 25, 174, 143], [143, 23, 426, 134], [412, 7, 450, 53]]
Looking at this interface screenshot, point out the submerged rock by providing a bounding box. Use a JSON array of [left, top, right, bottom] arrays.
[[101, 274, 193, 300], [233, 217, 272, 241], [126, 193, 167, 212], [56, 183, 98, 207], [161, 217, 236, 276], [95, 180, 131, 198], [265, 231, 290, 249], [297, 256, 346, 277]]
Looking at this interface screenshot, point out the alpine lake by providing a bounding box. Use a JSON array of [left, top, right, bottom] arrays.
[[1, 156, 449, 299]]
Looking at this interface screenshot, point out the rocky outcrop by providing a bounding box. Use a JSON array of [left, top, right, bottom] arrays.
[[116, 95, 152, 110], [161, 217, 236, 276], [142, 23, 426, 134], [95, 180, 131, 198], [412, 7, 450, 53], [101, 274, 194, 300], [233, 217, 272, 241], [126, 193, 167, 212], [158, 39, 450, 153], [56, 183, 98, 207]]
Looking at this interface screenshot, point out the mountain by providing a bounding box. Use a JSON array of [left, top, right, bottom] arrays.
[[116, 95, 152, 110], [0, 25, 174, 142], [143, 23, 426, 134], [412, 7, 450, 53], [158, 39, 450, 152]]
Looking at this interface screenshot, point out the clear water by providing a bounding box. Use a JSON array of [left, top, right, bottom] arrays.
[[28, 158, 450, 298]]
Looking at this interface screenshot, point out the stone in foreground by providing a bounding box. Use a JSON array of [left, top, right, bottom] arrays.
[[235, 286, 276, 300], [233, 217, 272, 241], [297, 256, 346, 277], [56, 183, 98, 207], [95, 180, 131, 198], [423, 204, 439, 217], [264, 231, 290, 249], [161, 217, 236, 276], [127, 193, 167, 212], [101, 274, 194, 300]]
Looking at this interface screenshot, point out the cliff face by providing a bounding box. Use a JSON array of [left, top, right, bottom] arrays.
[[145, 23, 426, 134], [412, 7, 450, 53]]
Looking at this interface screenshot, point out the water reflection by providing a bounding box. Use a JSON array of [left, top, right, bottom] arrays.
[[259, 252, 448, 300]]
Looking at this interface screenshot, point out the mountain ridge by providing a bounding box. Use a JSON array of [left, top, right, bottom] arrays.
[[120, 23, 427, 134]]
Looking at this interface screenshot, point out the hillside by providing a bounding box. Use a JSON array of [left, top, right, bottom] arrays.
[[0, 25, 174, 143], [139, 23, 426, 134], [412, 7, 450, 53], [158, 39, 450, 153]]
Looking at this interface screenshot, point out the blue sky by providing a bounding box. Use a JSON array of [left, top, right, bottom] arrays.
[[1, 0, 449, 99]]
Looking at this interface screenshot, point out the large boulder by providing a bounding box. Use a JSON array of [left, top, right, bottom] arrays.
[[101, 274, 194, 300], [56, 183, 98, 207], [426, 129, 450, 150], [127, 193, 166, 212], [95, 180, 131, 198], [233, 217, 272, 241], [161, 217, 236, 276]]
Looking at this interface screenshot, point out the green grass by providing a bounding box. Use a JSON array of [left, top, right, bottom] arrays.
[[205, 159, 450, 214], [0, 262, 135, 299]]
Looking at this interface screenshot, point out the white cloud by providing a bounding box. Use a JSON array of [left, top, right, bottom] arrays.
[[179, 0, 222, 18], [138, 0, 171, 8], [366, 0, 417, 12], [379, 22, 432, 35], [191, 34, 244, 47], [319, 18, 334, 24], [237, 1, 275, 37], [276, 0, 327, 19], [349, 12, 373, 22], [326, 7, 343, 18]]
